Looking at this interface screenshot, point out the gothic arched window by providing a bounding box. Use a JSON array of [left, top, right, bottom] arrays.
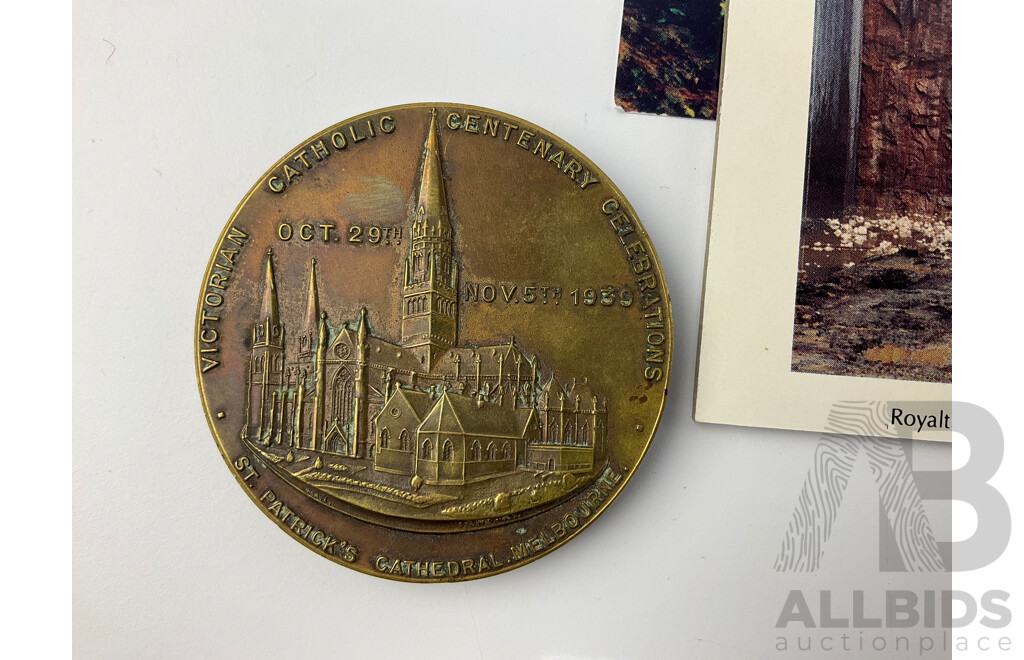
[[399, 430, 409, 451], [421, 439, 433, 460], [331, 367, 354, 426], [443, 439, 454, 462], [471, 440, 481, 461], [380, 428, 390, 449]]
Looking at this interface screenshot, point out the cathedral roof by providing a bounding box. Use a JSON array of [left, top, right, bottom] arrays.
[[565, 377, 597, 410], [419, 391, 534, 438], [444, 339, 533, 377], [325, 317, 424, 372], [373, 387, 435, 425], [366, 336, 429, 372], [541, 375, 566, 408]]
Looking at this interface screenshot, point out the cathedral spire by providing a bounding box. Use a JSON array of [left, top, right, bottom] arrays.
[[401, 110, 459, 369], [414, 108, 450, 231], [304, 258, 320, 330], [260, 248, 280, 327]]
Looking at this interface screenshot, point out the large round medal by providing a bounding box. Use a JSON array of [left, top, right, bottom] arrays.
[[196, 103, 672, 581]]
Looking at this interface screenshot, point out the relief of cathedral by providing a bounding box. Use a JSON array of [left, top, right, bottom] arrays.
[[244, 111, 608, 488]]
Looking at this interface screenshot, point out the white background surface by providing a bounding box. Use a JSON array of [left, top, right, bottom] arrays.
[[67, 1, 1020, 658]]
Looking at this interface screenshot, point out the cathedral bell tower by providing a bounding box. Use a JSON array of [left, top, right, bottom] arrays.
[[246, 248, 285, 443], [401, 108, 459, 371]]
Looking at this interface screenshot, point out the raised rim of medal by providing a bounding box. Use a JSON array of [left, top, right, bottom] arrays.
[[194, 102, 673, 580]]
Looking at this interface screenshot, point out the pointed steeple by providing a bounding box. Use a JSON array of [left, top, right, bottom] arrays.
[[356, 307, 369, 344], [318, 310, 329, 347], [304, 258, 320, 330], [260, 248, 280, 327], [414, 108, 451, 232]]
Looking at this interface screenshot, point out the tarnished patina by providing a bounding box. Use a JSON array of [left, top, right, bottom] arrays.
[[195, 103, 672, 581]]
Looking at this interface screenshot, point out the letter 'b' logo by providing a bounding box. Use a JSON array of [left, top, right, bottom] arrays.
[[774, 401, 1009, 572]]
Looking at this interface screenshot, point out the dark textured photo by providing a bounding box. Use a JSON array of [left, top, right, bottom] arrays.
[[791, 0, 951, 383], [614, 0, 725, 119]]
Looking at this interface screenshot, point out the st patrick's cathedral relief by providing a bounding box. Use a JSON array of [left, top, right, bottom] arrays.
[[243, 111, 610, 521]]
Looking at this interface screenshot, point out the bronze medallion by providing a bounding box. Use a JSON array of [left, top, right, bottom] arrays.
[[195, 103, 672, 581]]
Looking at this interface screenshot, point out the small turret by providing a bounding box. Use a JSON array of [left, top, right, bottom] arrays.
[[298, 258, 320, 358], [305, 258, 320, 329], [311, 310, 328, 450], [352, 307, 371, 458], [357, 307, 369, 346]]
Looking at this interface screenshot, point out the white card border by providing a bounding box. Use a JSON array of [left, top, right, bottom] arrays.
[[694, 0, 952, 440]]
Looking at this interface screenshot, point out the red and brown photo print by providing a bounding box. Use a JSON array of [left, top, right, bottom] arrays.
[[792, 0, 951, 383]]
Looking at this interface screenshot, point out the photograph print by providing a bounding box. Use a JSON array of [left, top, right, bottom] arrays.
[[791, 0, 951, 383]]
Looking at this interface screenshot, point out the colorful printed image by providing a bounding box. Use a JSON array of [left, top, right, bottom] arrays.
[[791, 0, 951, 383], [614, 0, 725, 119]]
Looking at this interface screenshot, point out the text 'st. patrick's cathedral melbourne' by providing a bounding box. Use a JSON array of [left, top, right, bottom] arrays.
[[245, 111, 608, 487]]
